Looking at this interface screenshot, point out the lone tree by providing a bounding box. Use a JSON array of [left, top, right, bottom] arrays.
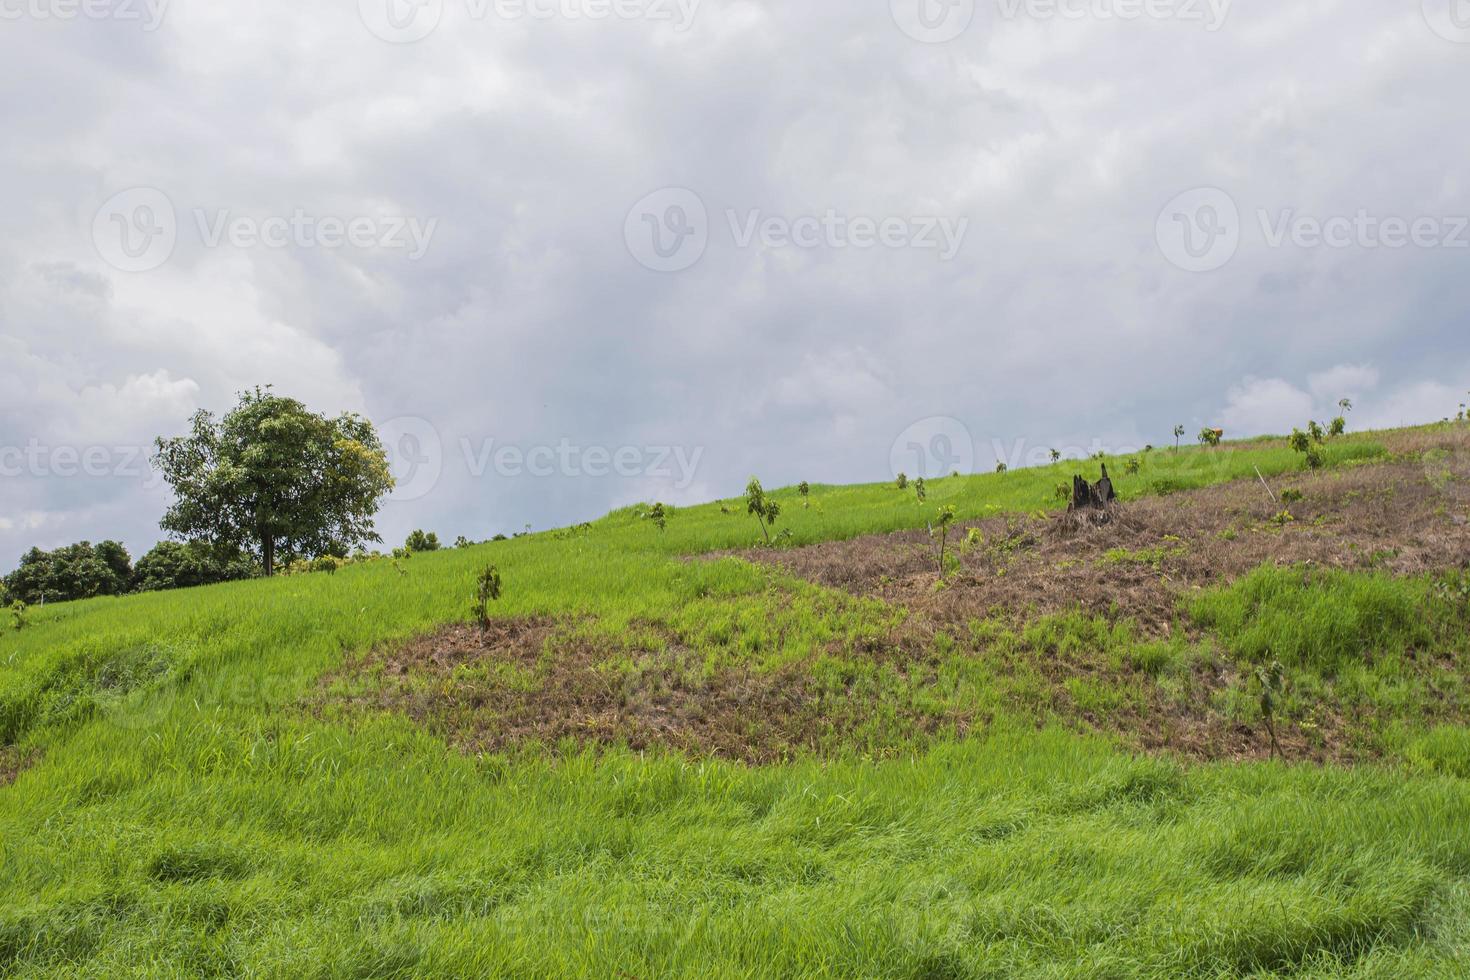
[[153, 388, 394, 576]]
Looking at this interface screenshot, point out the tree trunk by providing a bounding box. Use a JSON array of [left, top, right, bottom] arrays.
[[262, 535, 275, 577], [1069, 464, 1116, 512], [1059, 464, 1118, 532]]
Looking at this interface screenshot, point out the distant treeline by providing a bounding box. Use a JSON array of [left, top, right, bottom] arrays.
[[0, 530, 507, 606], [0, 540, 256, 605]]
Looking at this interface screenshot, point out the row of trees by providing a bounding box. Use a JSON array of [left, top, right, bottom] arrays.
[[1, 539, 257, 605]]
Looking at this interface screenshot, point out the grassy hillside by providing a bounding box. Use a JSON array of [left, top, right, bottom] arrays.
[[3, 427, 1470, 977]]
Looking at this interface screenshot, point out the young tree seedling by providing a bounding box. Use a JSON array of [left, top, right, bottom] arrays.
[[471, 564, 503, 629], [745, 477, 782, 546], [931, 505, 957, 572]]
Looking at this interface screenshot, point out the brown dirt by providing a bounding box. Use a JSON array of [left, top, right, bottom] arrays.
[[0, 746, 39, 788], [748, 438, 1470, 639], [323, 620, 878, 765]]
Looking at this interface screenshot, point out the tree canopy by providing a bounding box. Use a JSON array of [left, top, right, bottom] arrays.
[[132, 541, 257, 593], [2, 540, 133, 604], [152, 388, 394, 576]]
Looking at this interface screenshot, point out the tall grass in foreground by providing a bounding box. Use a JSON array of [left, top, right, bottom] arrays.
[[4, 726, 1470, 976]]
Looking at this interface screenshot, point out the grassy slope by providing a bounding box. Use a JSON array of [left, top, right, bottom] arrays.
[[2, 430, 1469, 977]]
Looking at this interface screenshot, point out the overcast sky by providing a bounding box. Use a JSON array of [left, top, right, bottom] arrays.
[[2, 0, 1468, 563]]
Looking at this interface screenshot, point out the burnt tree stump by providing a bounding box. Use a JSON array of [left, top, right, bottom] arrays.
[[1061, 464, 1118, 530]]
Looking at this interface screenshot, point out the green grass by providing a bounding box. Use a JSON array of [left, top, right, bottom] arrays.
[[1188, 565, 1461, 676], [4, 427, 1470, 977]]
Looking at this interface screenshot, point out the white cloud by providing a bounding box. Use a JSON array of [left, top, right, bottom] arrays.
[[1357, 381, 1469, 430], [1308, 364, 1380, 404], [1219, 377, 1316, 437]]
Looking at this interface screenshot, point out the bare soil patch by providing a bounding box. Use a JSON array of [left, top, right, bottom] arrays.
[[749, 437, 1470, 638], [324, 621, 909, 765], [0, 746, 39, 788]]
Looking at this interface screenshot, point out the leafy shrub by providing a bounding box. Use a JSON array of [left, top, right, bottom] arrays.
[[3, 541, 133, 604], [404, 530, 441, 553], [132, 541, 256, 593], [1289, 428, 1325, 469], [1198, 428, 1223, 448], [895, 473, 908, 490]]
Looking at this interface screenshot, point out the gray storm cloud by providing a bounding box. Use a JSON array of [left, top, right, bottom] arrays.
[[1, 0, 1468, 562]]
